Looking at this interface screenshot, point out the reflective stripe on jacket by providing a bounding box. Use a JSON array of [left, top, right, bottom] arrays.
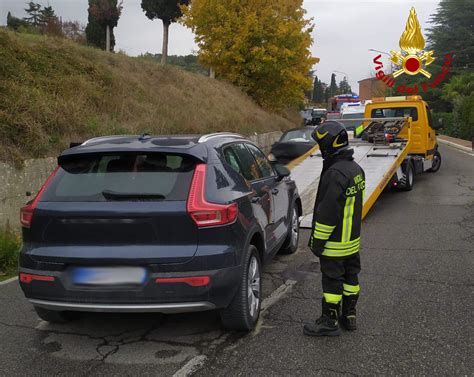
[[310, 149, 365, 257]]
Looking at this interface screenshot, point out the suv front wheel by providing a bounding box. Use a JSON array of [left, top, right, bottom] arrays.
[[220, 245, 261, 331]]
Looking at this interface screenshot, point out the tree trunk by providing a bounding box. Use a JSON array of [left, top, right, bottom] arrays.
[[105, 24, 111, 52], [161, 20, 170, 65]]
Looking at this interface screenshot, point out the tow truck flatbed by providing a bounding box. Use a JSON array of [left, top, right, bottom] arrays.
[[290, 96, 442, 229], [298, 140, 409, 228]]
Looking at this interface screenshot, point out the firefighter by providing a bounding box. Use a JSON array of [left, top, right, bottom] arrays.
[[303, 121, 365, 337]]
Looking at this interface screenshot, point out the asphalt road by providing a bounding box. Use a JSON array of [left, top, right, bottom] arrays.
[[0, 144, 472, 376]]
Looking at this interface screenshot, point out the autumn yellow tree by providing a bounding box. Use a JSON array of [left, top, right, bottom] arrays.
[[182, 0, 317, 110]]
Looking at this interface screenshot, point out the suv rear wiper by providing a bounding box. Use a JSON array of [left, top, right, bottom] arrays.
[[102, 190, 165, 200]]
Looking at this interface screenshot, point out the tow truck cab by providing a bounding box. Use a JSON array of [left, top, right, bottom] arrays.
[[364, 95, 442, 177], [365, 96, 439, 157]]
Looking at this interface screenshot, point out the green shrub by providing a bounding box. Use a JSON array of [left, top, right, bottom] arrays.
[[0, 226, 21, 278], [451, 94, 474, 141], [433, 111, 454, 135]]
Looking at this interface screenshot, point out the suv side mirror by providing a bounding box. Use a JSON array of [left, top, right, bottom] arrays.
[[274, 164, 290, 181]]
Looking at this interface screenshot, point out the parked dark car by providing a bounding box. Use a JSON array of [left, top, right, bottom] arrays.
[[309, 108, 327, 126], [19, 133, 301, 331], [269, 127, 317, 164]]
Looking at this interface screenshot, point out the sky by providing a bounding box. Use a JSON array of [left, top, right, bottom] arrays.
[[1, 0, 441, 94]]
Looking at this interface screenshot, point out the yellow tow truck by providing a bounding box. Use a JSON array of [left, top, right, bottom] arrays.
[[353, 95, 442, 218], [295, 95, 443, 227]]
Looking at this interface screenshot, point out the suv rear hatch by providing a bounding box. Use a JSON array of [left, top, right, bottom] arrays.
[[26, 152, 199, 265]]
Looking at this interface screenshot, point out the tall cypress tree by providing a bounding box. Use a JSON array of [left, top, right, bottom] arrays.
[[329, 73, 338, 97], [85, 0, 119, 51], [312, 76, 325, 103]]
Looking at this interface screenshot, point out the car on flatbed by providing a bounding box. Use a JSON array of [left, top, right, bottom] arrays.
[[19, 133, 302, 331], [268, 127, 316, 164]]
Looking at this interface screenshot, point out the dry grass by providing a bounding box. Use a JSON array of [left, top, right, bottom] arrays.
[[0, 30, 296, 163]]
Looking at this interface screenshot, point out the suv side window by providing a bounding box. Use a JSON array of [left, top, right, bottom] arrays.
[[223, 147, 243, 176], [245, 143, 275, 178], [225, 143, 262, 181]]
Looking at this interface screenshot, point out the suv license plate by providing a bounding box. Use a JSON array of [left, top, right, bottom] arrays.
[[72, 267, 147, 286]]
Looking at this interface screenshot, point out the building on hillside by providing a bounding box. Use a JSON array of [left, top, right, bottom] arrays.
[[358, 77, 387, 100]]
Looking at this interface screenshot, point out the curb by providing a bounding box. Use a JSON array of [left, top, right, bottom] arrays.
[[438, 139, 473, 155], [0, 276, 17, 286]]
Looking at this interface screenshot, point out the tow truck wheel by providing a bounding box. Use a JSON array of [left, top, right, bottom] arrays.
[[401, 162, 415, 191], [428, 151, 442, 173]]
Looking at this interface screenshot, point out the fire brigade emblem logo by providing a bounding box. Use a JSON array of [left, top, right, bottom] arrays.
[[390, 7, 435, 78]]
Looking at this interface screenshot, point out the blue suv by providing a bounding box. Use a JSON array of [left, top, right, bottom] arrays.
[[19, 133, 301, 331]]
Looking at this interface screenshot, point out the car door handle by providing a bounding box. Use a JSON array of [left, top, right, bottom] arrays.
[[271, 188, 279, 195]]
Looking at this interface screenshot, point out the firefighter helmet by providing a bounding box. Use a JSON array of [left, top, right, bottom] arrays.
[[312, 121, 349, 159]]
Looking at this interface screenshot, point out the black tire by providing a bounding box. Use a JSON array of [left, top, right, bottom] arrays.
[[279, 205, 300, 255], [401, 161, 415, 191], [220, 245, 262, 331], [427, 151, 442, 173], [34, 306, 76, 323]]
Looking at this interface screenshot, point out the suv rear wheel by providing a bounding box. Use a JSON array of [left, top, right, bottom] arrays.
[[279, 205, 300, 254], [220, 245, 261, 331]]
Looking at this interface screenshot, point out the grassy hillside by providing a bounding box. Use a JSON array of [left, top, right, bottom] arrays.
[[0, 30, 296, 163]]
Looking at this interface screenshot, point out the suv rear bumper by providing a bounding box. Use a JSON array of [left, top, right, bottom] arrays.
[[29, 299, 216, 313], [19, 264, 242, 312]]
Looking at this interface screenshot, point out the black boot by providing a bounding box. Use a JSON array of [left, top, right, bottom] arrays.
[[303, 299, 340, 337], [341, 294, 358, 331]]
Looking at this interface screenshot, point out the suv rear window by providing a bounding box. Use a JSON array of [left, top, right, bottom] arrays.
[[42, 153, 196, 202]]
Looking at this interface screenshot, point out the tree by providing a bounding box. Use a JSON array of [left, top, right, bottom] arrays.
[[427, 0, 474, 71], [312, 76, 325, 104], [39, 6, 57, 25], [141, 0, 190, 65], [441, 71, 474, 140], [7, 11, 30, 30], [88, 0, 123, 52], [329, 73, 338, 97], [338, 77, 352, 94], [324, 85, 330, 103], [182, 0, 318, 110], [62, 21, 87, 43], [23, 2, 42, 26]]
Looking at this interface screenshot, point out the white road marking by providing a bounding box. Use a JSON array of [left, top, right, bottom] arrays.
[[0, 276, 17, 286], [260, 279, 297, 313], [173, 355, 208, 377]]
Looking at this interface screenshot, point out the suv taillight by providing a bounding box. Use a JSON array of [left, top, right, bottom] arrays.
[[187, 164, 238, 227], [20, 167, 59, 228]]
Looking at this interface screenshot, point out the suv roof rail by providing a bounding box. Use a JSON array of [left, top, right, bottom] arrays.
[[81, 135, 135, 146], [198, 132, 245, 143]]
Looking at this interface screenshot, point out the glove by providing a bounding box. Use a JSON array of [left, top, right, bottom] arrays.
[[308, 237, 325, 257]]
